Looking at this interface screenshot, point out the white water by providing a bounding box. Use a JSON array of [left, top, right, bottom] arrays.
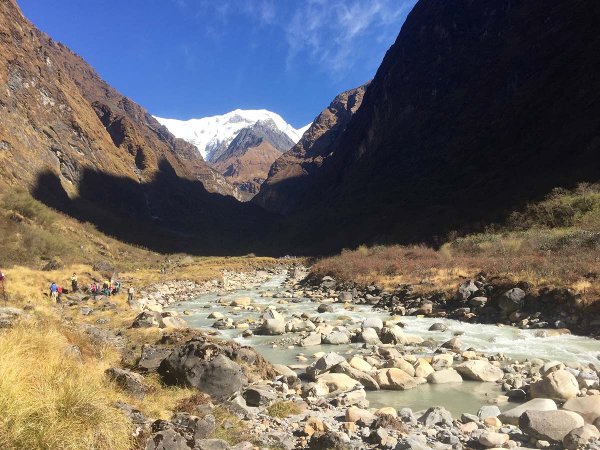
[[168, 274, 600, 416]]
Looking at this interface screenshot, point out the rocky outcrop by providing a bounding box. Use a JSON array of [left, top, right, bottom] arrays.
[[157, 337, 275, 401], [254, 84, 367, 214], [212, 120, 295, 200]]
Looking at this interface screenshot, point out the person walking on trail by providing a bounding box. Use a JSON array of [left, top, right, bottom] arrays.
[[0, 269, 6, 302], [71, 273, 78, 292], [102, 280, 110, 296], [50, 282, 58, 302], [128, 286, 134, 304]]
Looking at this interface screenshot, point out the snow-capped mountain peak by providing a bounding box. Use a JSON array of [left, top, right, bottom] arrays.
[[155, 109, 310, 162]]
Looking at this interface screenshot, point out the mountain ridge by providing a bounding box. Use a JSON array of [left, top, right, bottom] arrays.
[[268, 0, 600, 252], [0, 0, 270, 253], [155, 109, 310, 162]]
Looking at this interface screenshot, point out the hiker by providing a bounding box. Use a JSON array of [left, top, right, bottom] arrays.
[[0, 269, 6, 302], [127, 286, 134, 303], [102, 280, 110, 296], [57, 285, 63, 302], [115, 280, 121, 294], [71, 273, 78, 292], [50, 282, 58, 302], [90, 283, 97, 300]]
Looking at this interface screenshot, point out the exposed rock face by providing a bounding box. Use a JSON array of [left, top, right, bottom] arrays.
[[261, 0, 600, 252], [254, 84, 367, 214], [0, 0, 271, 253], [212, 120, 294, 200]]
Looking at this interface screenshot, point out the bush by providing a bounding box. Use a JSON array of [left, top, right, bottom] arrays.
[[1, 189, 56, 226], [266, 401, 301, 418]]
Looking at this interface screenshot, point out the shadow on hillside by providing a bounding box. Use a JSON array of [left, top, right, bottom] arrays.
[[32, 160, 277, 255]]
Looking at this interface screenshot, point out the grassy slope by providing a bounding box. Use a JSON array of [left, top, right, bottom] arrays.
[[0, 186, 283, 449], [312, 183, 600, 299]]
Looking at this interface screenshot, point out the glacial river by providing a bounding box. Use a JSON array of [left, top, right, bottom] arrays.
[[168, 274, 600, 416]]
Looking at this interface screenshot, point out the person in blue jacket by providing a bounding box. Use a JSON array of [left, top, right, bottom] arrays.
[[50, 282, 58, 302]]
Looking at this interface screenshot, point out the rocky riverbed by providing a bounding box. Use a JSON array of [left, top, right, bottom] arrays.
[[123, 267, 600, 449]]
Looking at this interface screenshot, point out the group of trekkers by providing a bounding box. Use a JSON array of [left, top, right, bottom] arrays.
[[0, 269, 134, 304], [48, 272, 132, 303], [89, 279, 121, 298]]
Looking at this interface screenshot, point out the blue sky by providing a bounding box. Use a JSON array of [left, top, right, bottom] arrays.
[[19, 0, 417, 127]]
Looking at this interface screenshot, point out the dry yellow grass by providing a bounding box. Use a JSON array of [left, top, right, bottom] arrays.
[[0, 320, 132, 450]]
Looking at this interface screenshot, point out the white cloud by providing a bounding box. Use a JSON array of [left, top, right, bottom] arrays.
[[174, 0, 416, 78], [284, 0, 416, 75]]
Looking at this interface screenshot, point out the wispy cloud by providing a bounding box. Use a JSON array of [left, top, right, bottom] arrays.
[[285, 0, 416, 74], [172, 0, 416, 79]]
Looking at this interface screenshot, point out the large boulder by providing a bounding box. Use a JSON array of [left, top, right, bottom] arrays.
[[258, 310, 285, 335], [317, 373, 362, 393], [374, 368, 419, 390], [498, 398, 557, 426], [414, 360, 435, 378], [322, 331, 350, 345], [456, 280, 478, 301], [362, 317, 384, 331], [455, 360, 504, 382], [158, 339, 247, 400], [387, 358, 416, 377], [419, 407, 453, 427], [231, 297, 251, 307], [161, 316, 188, 329], [131, 311, 163, 328], [520, 410, 584, 442], [137, 345, 173, 372], [306, 352, 346, 379], [380, 325, 406, 345], [346, 406, 377, 425], [563, 425, 600, 450], [360, 327, 381, 345], [285, 318, 316, 332], [530, 369, 579, 401], [300, 332, 322, 347], [145, 428, 189, 450], [498, 288, 526, 314], [242, 387, 277, 407], [563, 395, 600, 423], [331, 361, 379, 390], [479, 431, 509, 448], [349, 356, 374, 374], [427, 368, 463, 384], [105, 367, 148, 398], [171, 412, 216, 441]]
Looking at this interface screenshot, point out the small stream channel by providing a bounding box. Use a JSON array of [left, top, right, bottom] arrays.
[[168, 274, 600, 416]]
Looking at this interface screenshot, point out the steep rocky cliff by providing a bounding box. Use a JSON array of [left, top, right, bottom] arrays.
[[272, 0, 600, 252], [0, 0, 267, 253], [254, 84, 367, 214]]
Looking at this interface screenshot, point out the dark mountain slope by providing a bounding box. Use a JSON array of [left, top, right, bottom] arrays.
[[254, 85, 367, 214], [0, 0, 270, 254], [276, 0, 600, 252]]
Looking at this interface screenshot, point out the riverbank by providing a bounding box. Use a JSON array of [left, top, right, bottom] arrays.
[[1, 262, 600, 449], [148, 267, 600, 449]]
